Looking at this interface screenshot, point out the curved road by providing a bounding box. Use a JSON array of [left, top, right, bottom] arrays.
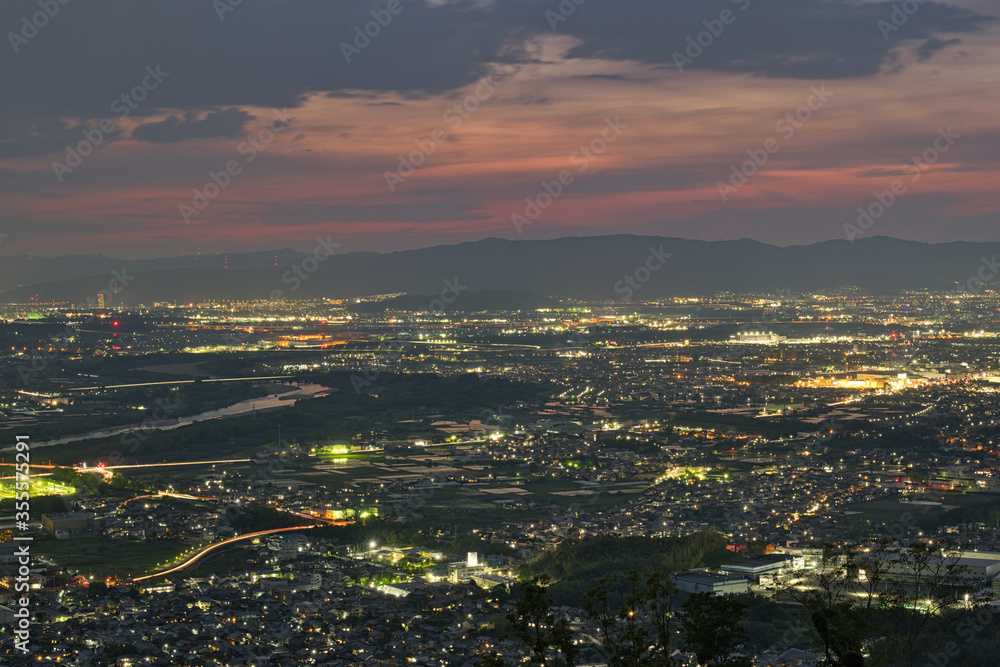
[[132, 525, 322, 582], [130, 503, 352, 582]]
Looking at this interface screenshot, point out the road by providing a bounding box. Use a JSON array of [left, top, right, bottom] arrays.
[[82, 459, 252, 472], [128, 497, 351, 581], [131, 525, 322, 582], [64, 376, 294, 391]]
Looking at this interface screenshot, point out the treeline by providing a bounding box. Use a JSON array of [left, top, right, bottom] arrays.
[[230, 506, 306, 533], [522, 532, 726, 603], [664, 411, 806, 438], [485, 573, 760, 667], [308, 520, 518, 558], [0, 493, 67, 518], [922, 495, 1000, 530]]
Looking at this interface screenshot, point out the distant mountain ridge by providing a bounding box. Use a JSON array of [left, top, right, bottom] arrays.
[[0, 236, 995, 305]]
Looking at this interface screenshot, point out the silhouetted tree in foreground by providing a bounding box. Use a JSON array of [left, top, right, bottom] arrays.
[[679, 592, 753, 667], [506, 575, 579, 667], [484, 571, 752, 667], [791, 540, 983, 667], [581, 570, 679, 667]]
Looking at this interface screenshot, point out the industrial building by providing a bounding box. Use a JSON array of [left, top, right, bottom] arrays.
[[720, 554, 805, 582], [673, 569, 750, 595], [878, 552, 1000, 585], [41, 512, 95, 537]]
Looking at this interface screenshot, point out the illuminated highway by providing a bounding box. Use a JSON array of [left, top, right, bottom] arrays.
[[88, 458, 252, 471], [132, 514, 351, 582], [132, 525, 319, 581], [66, 376, 294, 391], [118, 490, 350, 581]]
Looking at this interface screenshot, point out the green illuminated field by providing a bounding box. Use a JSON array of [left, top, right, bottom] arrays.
[[0, 477, 75, 498]]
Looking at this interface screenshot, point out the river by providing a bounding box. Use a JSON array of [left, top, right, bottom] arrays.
[[7, 383, 332, 451]]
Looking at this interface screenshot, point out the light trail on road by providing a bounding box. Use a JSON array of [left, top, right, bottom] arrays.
[[93, 458, 253, 471], [132, 525, 321, 582], [123, 494, 351, 581], [66, 376, 294, 391]]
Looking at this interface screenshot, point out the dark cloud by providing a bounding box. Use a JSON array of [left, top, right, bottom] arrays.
[[0, 0, 513, 120], [0, 117, 122, 157], [916, 36, 962, 60], [573, 74, 629, 80], [0, 0, 992, 131], [132, 108, 255, 143], [534, 0, 995, 78]]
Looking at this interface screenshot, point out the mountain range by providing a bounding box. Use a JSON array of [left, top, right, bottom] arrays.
[[0, 236, 995, 306]]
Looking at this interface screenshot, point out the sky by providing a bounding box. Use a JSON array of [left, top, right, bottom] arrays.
[[1, 0, 997, 258]]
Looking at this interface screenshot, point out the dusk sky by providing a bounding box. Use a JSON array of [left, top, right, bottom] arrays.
[[1, 0, 997, 258]]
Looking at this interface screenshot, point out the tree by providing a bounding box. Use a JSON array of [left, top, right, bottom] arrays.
[[88, 581, 109, 600], [582, 570, 678, 667], [863, 542, 978, 667], [679, 593, 751, 667], [506, 575, 580, 667], [787, 551, 866, 664], [808, 602, 867, 665], [793, 541, 983, 667]]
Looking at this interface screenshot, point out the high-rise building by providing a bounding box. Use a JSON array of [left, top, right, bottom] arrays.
[[97, 292, 105, 309]]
